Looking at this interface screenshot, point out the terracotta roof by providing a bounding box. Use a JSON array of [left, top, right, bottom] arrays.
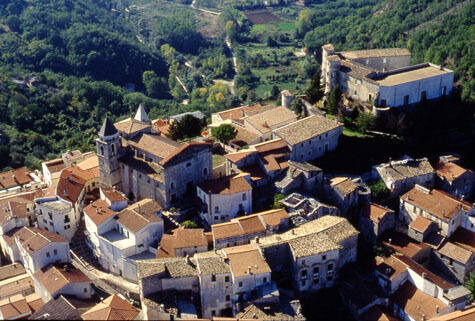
[[81, 294, 139, 320], [382, 231, 430, 260], [156, 227, 207, 258], [101, 187, 128, 202], [364, 203, 393, 223], [114, 118, 150, 136], [224, 150, 256, 163], [159, 142, 213, 166], [274, 115, 342, 146], [0, 275, 34, 299], [376, 255, 409, 281], [222, 244, 271, 278], [340, 48, 411, 59], [217, 103, 275, 121], [83, 199, 117, 226], [198, 174, 251, 195], [35, 187, 56, 199], [245, 106, 296, 134], [56, 167, 87, 205], [115, 199, 162, 233], [240, 164, 267, 181], [0, 294, 31, 319], [237, 215, 266, 235], [257, 209, 289, 227], [0, 201, 27, 226], [25, 293, 43, 313], [0, 191, 35, 204], [0, 263, 26, 282], [0, 167, 33, 189], [402, 188, 470, 222], [254, 139, 291, 172], [33, 265, 91, 296], [212, 221, 245, 240], [438, 242, 473, 264], [390, 281, 446, 321], [396, 255, 453, 291], [152, 119, 171, 136], [128, 133, 181, 159], [43, 158, 66, 174], [409, 216, 433, 233], [76, 155, 99, 172], [360, 305, 399, 321], [435, 161, 471, 182], [229, 125, 261, 147], [430, 307, 475, 321], [449, 227, 475, 253], [17, 227, 69, 255]]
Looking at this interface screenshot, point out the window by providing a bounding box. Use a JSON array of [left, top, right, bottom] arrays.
[[449, 259, 453, 266], [442, 86, 447, 95], [404, 95, 409, 105], [211, 274, 216, 282], [171, 182, 175, 189], [302, 260, 306, 266], [48, 213, 52, 220], [328, 263, 334, 274], [214, 216, 218, 221], [325, 133, 328, 137], [111, 144, 115, 155], [226, 295, 230, 302], [319, 136, 322, 140], [381, 99, 387, 107], [242, 193, 246, 201], [322, 255, 326, 261], [383, 58, 387, 64], [301, 270, 307, 279], [308, 151, 311, 156], [264, 277, 267, 283], [239, 282, 243, 287], [366, 59, 369, 65], [46, 252, 50, 258], [301, 143, 304, 148], [301, 280, 306, 286], [301, 154, 304, 159], [186, 162, 192, 168], [43, 219, 47, 224], [215, 206, 220, 213], [327, 275, 333, 281], [313, 277, 320, 284], [313, 267, 319, 276], [54, 249, 57, 255], [49, 221, 53, 227], [308, 140, 311, 144], [100, 146, 104, 155], [65, 224, 70, 230], [421, 91, 427, 101], [211, 310, 216, 317], [225, 276, 230, 282], [203, 168, 208, 176], [64, 215, 70, 223], [84, 288, 88, 293]]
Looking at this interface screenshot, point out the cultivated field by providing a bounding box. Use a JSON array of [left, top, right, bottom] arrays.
[[244, 10, 282, 24]]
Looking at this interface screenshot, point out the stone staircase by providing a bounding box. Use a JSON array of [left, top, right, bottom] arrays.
[[70, 218, 97, 271]]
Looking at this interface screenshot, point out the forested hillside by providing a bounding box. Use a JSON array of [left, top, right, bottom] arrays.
[[299, 0, 474, 102]]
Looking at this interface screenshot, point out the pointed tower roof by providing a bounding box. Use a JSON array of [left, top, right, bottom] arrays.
[[134, 104, 150, 123], [98, 116, 118, 137]]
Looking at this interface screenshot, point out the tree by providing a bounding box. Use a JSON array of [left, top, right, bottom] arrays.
[[179, 114, 202, 139], [142, 71, 168, 99], [270, 85, 280, 99], [327, 85, 341, 115], [6, 15, 21, 32], [272, 193, 285, 209], [465, 272, 475, 302], [225, 21, 237, 41], [292, 99, 304, 115], [182, 220, 199, 229], [305, 70, 323, 104], [369, 180, 389, 199], [211, 124, 237, 143], [355, 112, 376, 133]]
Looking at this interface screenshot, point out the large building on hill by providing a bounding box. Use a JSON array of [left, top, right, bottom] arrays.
[[321, 44, 454, 108], [96, 105, 212, 208]]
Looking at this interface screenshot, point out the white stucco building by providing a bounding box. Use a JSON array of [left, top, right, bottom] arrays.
[[197, 174, 253, 225]]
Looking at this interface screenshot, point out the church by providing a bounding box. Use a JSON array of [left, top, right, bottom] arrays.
[[96, 105, 212, 208]]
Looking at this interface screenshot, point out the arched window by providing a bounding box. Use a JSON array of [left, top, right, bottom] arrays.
[[100, 146, 104, 155], [203, 168, 208, 176], [171, 182, 175, 190], [186, 162, 192, 168], [111, 144, 115, 156]]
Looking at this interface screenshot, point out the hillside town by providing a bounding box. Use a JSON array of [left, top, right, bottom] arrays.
[[0, 39, 473, 321]]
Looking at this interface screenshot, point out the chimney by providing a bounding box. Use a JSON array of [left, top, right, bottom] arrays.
[[185, 254, 191, 265], [422, 272, 427, 279], [388, 157, 392, 167], [436, 305, 439, 314], [248, 266, 252, 275], [255, 236, 260, 244], [421, 313, 426, 321]]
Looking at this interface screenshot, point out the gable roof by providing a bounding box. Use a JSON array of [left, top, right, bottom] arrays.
[[438, 241, 473, 264], [0, 263, 26, 282], [17, 227, 69, 255], [29, 295, 82, 320], [43, 158, 66, 174], [377, 158, 434, 183], [83, 199, 117, 226], [0, 167, 33, 189], [129, 133, 181, 159], [0, 201, 27, 226], [340, 48, 411, 60], [33, 265, 91, 297], [98, 117, 118, 137], [409, 216, 434, 233], [245, 106, 296, 134], [382, 231, 430, 260], [401, 187, 470, 221], [0, 294, 31, 320], [330, 177, 359, 195], [115, 199, 162, 233], [223, 244, 271, 278], [81, 294, 139, 320], [363, 203, 393, 223], [56, 167, 87, 205], [434, 161, 472, 182], [159, 142, 212, 166], [198, 174, 252, 195], [156, 227, 208, 258], [274, 115, 342, 146], [430, 307, 475, 321], [217, 103, 275, 121], [449, 227, 475, 253]]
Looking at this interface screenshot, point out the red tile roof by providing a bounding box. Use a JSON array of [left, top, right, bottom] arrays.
[[449, 227, 475, 253], [43, 158, 66, 174], [115, 199, 163, 233], [382, 231, 430, 259], [0, 201, 27, 226], [56, 167, 87, 205], [0, 168, 33, 189], [364, 203, 393, 223], [17, 227, 69, 255], [198, 174, 252, 195], [223, 244, 271, 278], [156, 227, 207, 258], [434, 161, 471, 182], [83, 199, 117, 226], [81, 294, 139, 320], [33, 265, 91, 296], [430, 307, 475, 321], [409, 216, 434, 233]]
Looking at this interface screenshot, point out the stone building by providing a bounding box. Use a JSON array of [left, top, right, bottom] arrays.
[[275, 161, 322, 195], [324, 177, 360, 213], [359, 203, 395, 244], [156, 227, 208, 258], [281, 193, 339, 221], [273, 115, 343, 163], [399, 185, 474, 238], [321, 44, 454, 107], [373, 156, 435, 196], [432, 240, 475, 284], [434, 161, 474, 200], [407, 216, 437, 242], [253, 216, 358, 296], [96, 106, 212, 208]]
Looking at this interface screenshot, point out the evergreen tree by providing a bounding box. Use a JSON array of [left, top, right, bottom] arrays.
[[211, 124, 237, 143], [327, 85, 341, 115], [305, 70, 323, 104]]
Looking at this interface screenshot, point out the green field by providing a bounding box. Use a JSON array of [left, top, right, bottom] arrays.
[[251, 21, 296, 33], [254, 82, 302, 98]]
